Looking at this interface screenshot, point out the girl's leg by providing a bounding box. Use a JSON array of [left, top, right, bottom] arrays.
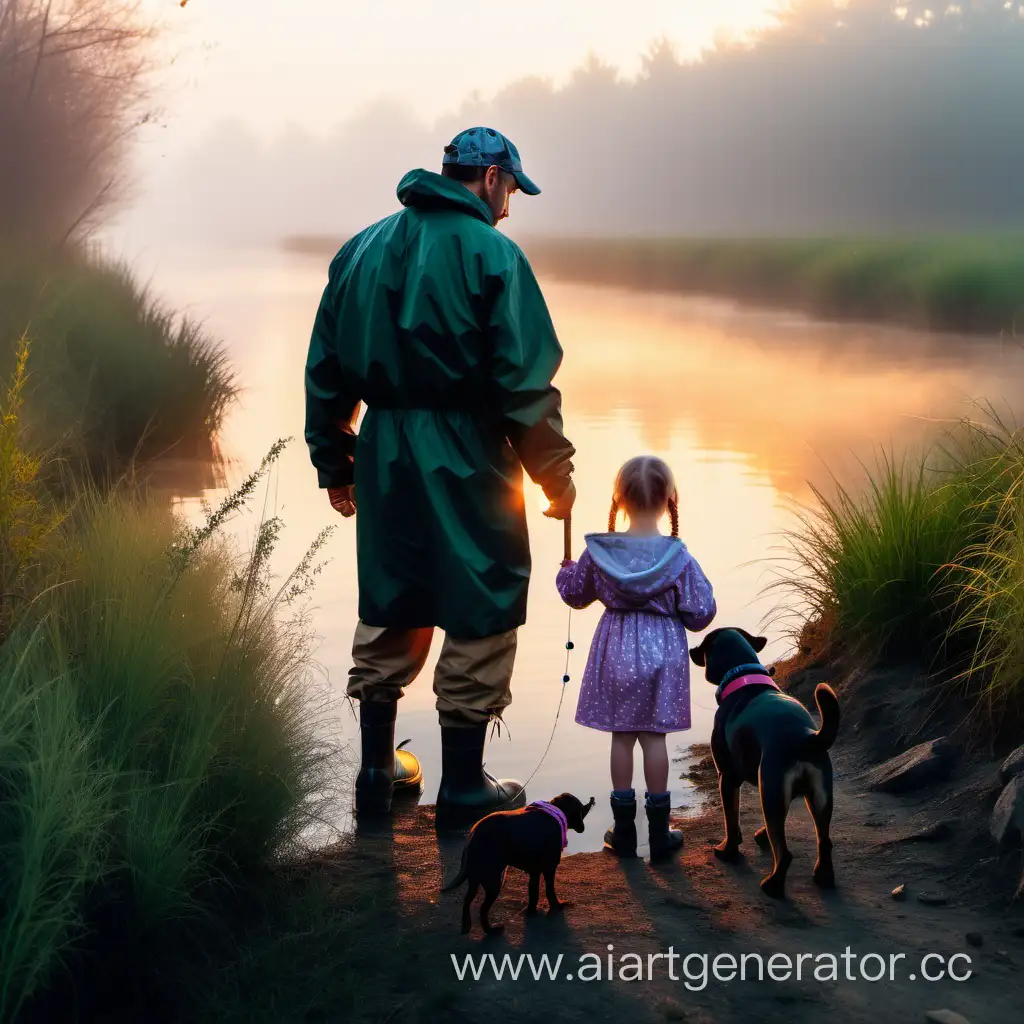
[[638, 732, 670, 794], [639, 732, 683, 861], [610, 732, 638, 791]]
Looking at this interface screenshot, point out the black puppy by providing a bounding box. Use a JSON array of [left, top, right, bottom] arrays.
[[690, 627, 840, 899], [442, 793, 595, 935]]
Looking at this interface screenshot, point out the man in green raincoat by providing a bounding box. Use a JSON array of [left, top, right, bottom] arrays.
[[305, 127, 576, 820]]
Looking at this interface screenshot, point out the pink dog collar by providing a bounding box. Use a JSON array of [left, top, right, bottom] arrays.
[[718, 673, 779, 703], [531, 801, 568, 849]]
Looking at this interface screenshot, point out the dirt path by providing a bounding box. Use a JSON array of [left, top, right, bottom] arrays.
[[319, 738, 1023, 1024]]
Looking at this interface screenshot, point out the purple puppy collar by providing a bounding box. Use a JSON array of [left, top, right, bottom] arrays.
[[531, 800, 568, 849]]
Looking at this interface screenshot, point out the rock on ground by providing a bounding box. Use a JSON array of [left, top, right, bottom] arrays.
[[999, 745, 1024, 785], [864, 738, 954, 794], [925, 1011, 971, 1024], [990, 774, 1024, 847]]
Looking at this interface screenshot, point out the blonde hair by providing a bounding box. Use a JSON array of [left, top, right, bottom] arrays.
[[608, 455, 679, 536]]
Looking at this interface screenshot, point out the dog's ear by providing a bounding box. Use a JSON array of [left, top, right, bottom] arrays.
[[690, 640, 707, 667], [734, 627, 768, 653], [582, 797, 595, 818]]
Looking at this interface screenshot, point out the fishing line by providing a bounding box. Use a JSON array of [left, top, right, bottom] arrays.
[[504, 515, 575, 805]]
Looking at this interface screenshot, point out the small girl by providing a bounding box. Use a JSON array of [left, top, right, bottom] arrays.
[[556, 455, 716, 861]]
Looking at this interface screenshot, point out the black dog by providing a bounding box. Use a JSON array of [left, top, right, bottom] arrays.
[[442, 793, 595, 934], [690, 627, 840, 899]]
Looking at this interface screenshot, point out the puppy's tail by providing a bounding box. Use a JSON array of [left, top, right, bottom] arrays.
[[802, 683, 840, 757], [441, 846, 468, 892]]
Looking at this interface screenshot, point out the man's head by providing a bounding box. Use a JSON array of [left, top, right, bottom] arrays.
[[441, 127, 539, 225]]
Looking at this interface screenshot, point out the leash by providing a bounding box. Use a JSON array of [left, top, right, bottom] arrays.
[[503, 514, 575, 805]]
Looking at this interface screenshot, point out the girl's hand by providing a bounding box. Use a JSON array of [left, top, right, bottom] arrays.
[[561, 558, 573, 568]]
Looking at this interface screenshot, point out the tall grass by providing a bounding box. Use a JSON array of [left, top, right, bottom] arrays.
[[945, 421, 1024, 733], [524, 236, 1024, 334], [0, 247, 237, 482], [775, 409, 1024, 737], [0, 442, 340, 1021]]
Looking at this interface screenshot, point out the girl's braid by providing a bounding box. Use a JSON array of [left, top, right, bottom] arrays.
[[608, 498, 619, 532]]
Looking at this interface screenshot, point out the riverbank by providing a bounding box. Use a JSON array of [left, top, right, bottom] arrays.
[[176, 643, 1024, 1024], [282, 234, 1024, 336]]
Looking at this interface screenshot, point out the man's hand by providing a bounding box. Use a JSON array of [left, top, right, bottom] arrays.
[[542, 479, 576, 521], [328, 485, 356, 518]]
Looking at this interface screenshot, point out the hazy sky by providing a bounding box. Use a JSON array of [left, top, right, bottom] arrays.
[[142, 0, 777, 141]]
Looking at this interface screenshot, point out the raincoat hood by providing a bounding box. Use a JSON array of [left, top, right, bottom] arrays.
[[397, 169, 495, 226], [584, 533, 691, 602]]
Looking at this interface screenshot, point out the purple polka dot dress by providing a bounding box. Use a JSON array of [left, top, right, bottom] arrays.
[[556, 533, 717, 734]]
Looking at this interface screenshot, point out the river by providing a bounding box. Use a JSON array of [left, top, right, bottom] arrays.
[[132, 242, 1024, 853]]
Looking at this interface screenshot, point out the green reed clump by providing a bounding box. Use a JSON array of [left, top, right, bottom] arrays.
[[943, 418, 1024, 732], [773, 410, 1017, 667], [0, 439, 340, 1021], [0, 247, 237, 483]]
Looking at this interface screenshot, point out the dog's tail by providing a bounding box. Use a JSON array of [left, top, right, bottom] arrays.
[[441, 846, 468, 892], [802, 683, 840, 757]]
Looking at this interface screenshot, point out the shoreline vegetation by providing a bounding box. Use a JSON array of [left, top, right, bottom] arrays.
[[1, 350, 345, 1019], [283, 234, 1024, 336]]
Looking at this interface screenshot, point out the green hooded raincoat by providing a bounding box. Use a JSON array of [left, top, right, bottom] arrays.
[[304, 169, 575, 640]]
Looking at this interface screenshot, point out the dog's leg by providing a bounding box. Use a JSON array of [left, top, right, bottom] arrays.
[[461, 880, 479, 935], [713, 775, 743, 863], [753, 826, 770, 849], [524, 872, 541, 916], [543, 865, 571, 914], [807, 762, 836, 889], [758, 766, 793, 900], [479, 869, 505, 934]]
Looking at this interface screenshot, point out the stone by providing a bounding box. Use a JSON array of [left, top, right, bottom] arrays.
[[898, 820, 958, 843], [999, 746, 1024, 785], [864, 738, 955, 794], [925, 1012, 971, 1024], [891, 883, 907, 900], [966, 932, 983, 948], [918, 892, 949, 906], [864, 812, 894, 828], [990, 775, 1024, 847]]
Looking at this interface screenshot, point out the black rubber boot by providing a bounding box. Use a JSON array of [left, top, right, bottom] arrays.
[[603, 792, 638, 857], [354, 701, 423, 817], [646, 791, 684, 863], [435, 723, 525, 821]]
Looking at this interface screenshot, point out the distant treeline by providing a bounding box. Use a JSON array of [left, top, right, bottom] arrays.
[[149, 2, 1024, 241]]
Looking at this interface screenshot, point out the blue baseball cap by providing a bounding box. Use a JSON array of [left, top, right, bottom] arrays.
[[442, 127, 540, 196]]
